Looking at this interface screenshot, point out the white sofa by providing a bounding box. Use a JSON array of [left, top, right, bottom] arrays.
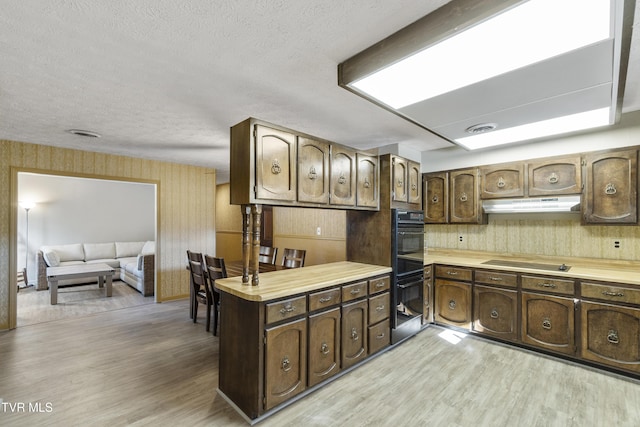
[[36, 241, 155, 296]]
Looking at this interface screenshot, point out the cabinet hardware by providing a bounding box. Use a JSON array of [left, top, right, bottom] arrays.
[[538, 283, 557, 289], [397, 178, 403, 187], [318, 296, 332, 303], [548, 173, 559, 184], [271, 159, 281, 175], [279, 303, 295, 315], [605, 183, 617, 195], [320, 342, 330, 355], [490, 277, 503, 281], [351, 327, 359, 341], [448, 300, 457, 310], [411, 183, 417, 190], [308, 166, 317, 180], [350, 288, 361, 295], [447, 271, 458, 276], [607, 329, 620, 345], [602, 291, 624, 297], [490, 309, 499, 319], [432, 195, 439, 203], [338, 174, 346, 185], [542, 318, 552, 330], [497, 177, 506, 188], [376, 305, 385, 311], [459, 192, 468, 202], [375, 282, 385, 288], [364, 177, 370, 188], [281, 356, 291, 372], [376, 333, 386, 339]]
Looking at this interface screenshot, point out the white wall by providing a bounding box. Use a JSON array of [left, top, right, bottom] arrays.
[[17, 173, 155, 284]]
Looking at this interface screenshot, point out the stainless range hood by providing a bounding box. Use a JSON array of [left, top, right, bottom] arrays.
[[482, 196, 581, 213]]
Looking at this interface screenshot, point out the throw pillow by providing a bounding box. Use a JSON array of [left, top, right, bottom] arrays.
[[43, 251, 60, 267]]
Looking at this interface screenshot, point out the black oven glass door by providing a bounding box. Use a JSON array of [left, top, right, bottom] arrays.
[[396, 253, 424, 278], [397, 227, 424, 255], [395, 274, 423, 327]]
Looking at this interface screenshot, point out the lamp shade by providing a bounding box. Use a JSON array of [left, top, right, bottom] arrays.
[[20, 201, 36, 210]]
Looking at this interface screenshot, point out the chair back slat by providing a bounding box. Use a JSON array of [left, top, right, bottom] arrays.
[[281, 248, 306, 268], [258, 246, 278, 265]]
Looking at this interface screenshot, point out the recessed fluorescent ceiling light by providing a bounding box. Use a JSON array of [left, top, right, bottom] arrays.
[[351, 0, 611, 110], [456, 107, 611, 150]]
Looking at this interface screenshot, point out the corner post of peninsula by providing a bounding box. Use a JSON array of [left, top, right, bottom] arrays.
[[251, 204, 262, 286], [241, 204, 252, 285]]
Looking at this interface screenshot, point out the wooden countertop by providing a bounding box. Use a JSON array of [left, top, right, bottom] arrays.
[[215, 261, 392, 302], [425, 249, 640, 286]]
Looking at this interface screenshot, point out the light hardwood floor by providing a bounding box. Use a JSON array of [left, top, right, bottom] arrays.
[[2, 300, 640, 426]]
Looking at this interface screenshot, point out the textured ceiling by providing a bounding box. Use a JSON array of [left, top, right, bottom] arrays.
[[1, 1, 639, 183]]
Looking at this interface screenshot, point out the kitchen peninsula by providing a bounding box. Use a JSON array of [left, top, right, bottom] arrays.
[[215, 261, 392, 423]]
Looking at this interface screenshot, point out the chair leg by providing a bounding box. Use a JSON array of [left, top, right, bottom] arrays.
[[193, 299, 198, 324], [205, 301, 211, 332], [212, 304, 219, 336]]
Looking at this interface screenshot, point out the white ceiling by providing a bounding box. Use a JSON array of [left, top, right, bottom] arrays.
[[1, 1, 639, 183]]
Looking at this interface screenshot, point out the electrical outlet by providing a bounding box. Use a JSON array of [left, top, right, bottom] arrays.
[[316, 227, 321, 236], [614, 240, 621, 249], [459, 235, 464, 242]]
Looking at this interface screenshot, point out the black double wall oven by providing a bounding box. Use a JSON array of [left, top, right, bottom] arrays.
[[391, 209, 425, 344]]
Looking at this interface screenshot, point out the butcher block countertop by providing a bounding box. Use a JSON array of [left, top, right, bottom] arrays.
[[425, 249, 640, 286], [215, 261, 392, 302]]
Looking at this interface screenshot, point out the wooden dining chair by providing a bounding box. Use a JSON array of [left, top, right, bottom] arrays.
[[203, 255, 227, 336], [281, 248, 306, 268], [258, 245, 278, 265], [186, 250, 214, 332]]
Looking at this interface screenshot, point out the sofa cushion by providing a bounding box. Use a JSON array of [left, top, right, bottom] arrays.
[[115, 241, 146, 258], [83, 243, 116, 261], [58, 260, 85, 267], [118, 256, 138, 269], [141, 241, 155, 256], [41, 244, 85, 262], [43, 251, 60, 267], [86, 258, 120, 269], [123, 260, 143, 278]]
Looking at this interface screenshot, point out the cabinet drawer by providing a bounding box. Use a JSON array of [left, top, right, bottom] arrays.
[[368, 275, 390, 295], [265, 296, 307, 324], [521, 275, 575, 296], [368, 292, 390, 325], [475, 270, 518, 288], [435, 265, 473, 281], [309, 287, 341, 311], [342, 280, 368, 302], [581, 282, 640, 305], [368, 319, 390, 355]]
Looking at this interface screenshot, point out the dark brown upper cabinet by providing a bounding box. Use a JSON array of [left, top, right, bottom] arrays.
[[583, 149, 638, 224], [408, 161, 422, 205], [391, 156, 408, 204], [330, 145, 356, 207], [423, 172, 448, 224], [297, 137, 330, 204], [480, 163, 525, 199], [450, 168, 486, 224], [356, 153, 379, 209], [528, 156, 582, 196]]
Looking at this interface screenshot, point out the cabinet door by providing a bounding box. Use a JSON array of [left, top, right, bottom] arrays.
[[480, 163, 525, 199], [408, 161, 422, 205], [342, 299, 368, 369], [308, 308, 341, 387], [527, 156, 581, 196], [423, 266, 433, 324], [356, 153, 379, 208], [521, 292, 575, 355], [424, 172, 448, 223], [297, 137, 329, 204], [391, 156, 408, 203], [264, 318, 307, 410], [255, 124, 297, 202], [581, 301, 640, 373], [473, 285, 518, 341], [434, 279, 472, 329], [330, 146, 356, 206], [450, 168, 485, 224], [583, 149, 637, 224]]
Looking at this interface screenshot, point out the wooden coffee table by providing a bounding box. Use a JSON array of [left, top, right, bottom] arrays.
[[46, 263, 115, 305]]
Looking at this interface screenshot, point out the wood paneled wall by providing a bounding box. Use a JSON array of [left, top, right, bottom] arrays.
[[215, 183, 346, 266], [1, 140, 216, 329], [427, 215, 640, 260]]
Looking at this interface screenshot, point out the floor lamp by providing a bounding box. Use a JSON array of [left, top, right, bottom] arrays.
[[19, 201, 35, 289]]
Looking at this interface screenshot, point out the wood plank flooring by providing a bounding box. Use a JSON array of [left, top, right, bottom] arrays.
[[1, 300, 640, 426]]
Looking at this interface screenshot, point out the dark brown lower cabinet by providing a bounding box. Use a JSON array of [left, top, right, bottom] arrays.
[[581, 301, 640, 373], [342, 299, 368, 369], [264, 318, 307, 411], [521, 292, 576, 356], [435, 279, 472, 329], [307, 308, 341, 387], [473, 285, 518, 341]]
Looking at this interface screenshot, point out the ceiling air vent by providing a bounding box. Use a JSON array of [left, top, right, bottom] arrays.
[[465, 123, 497, 134]]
